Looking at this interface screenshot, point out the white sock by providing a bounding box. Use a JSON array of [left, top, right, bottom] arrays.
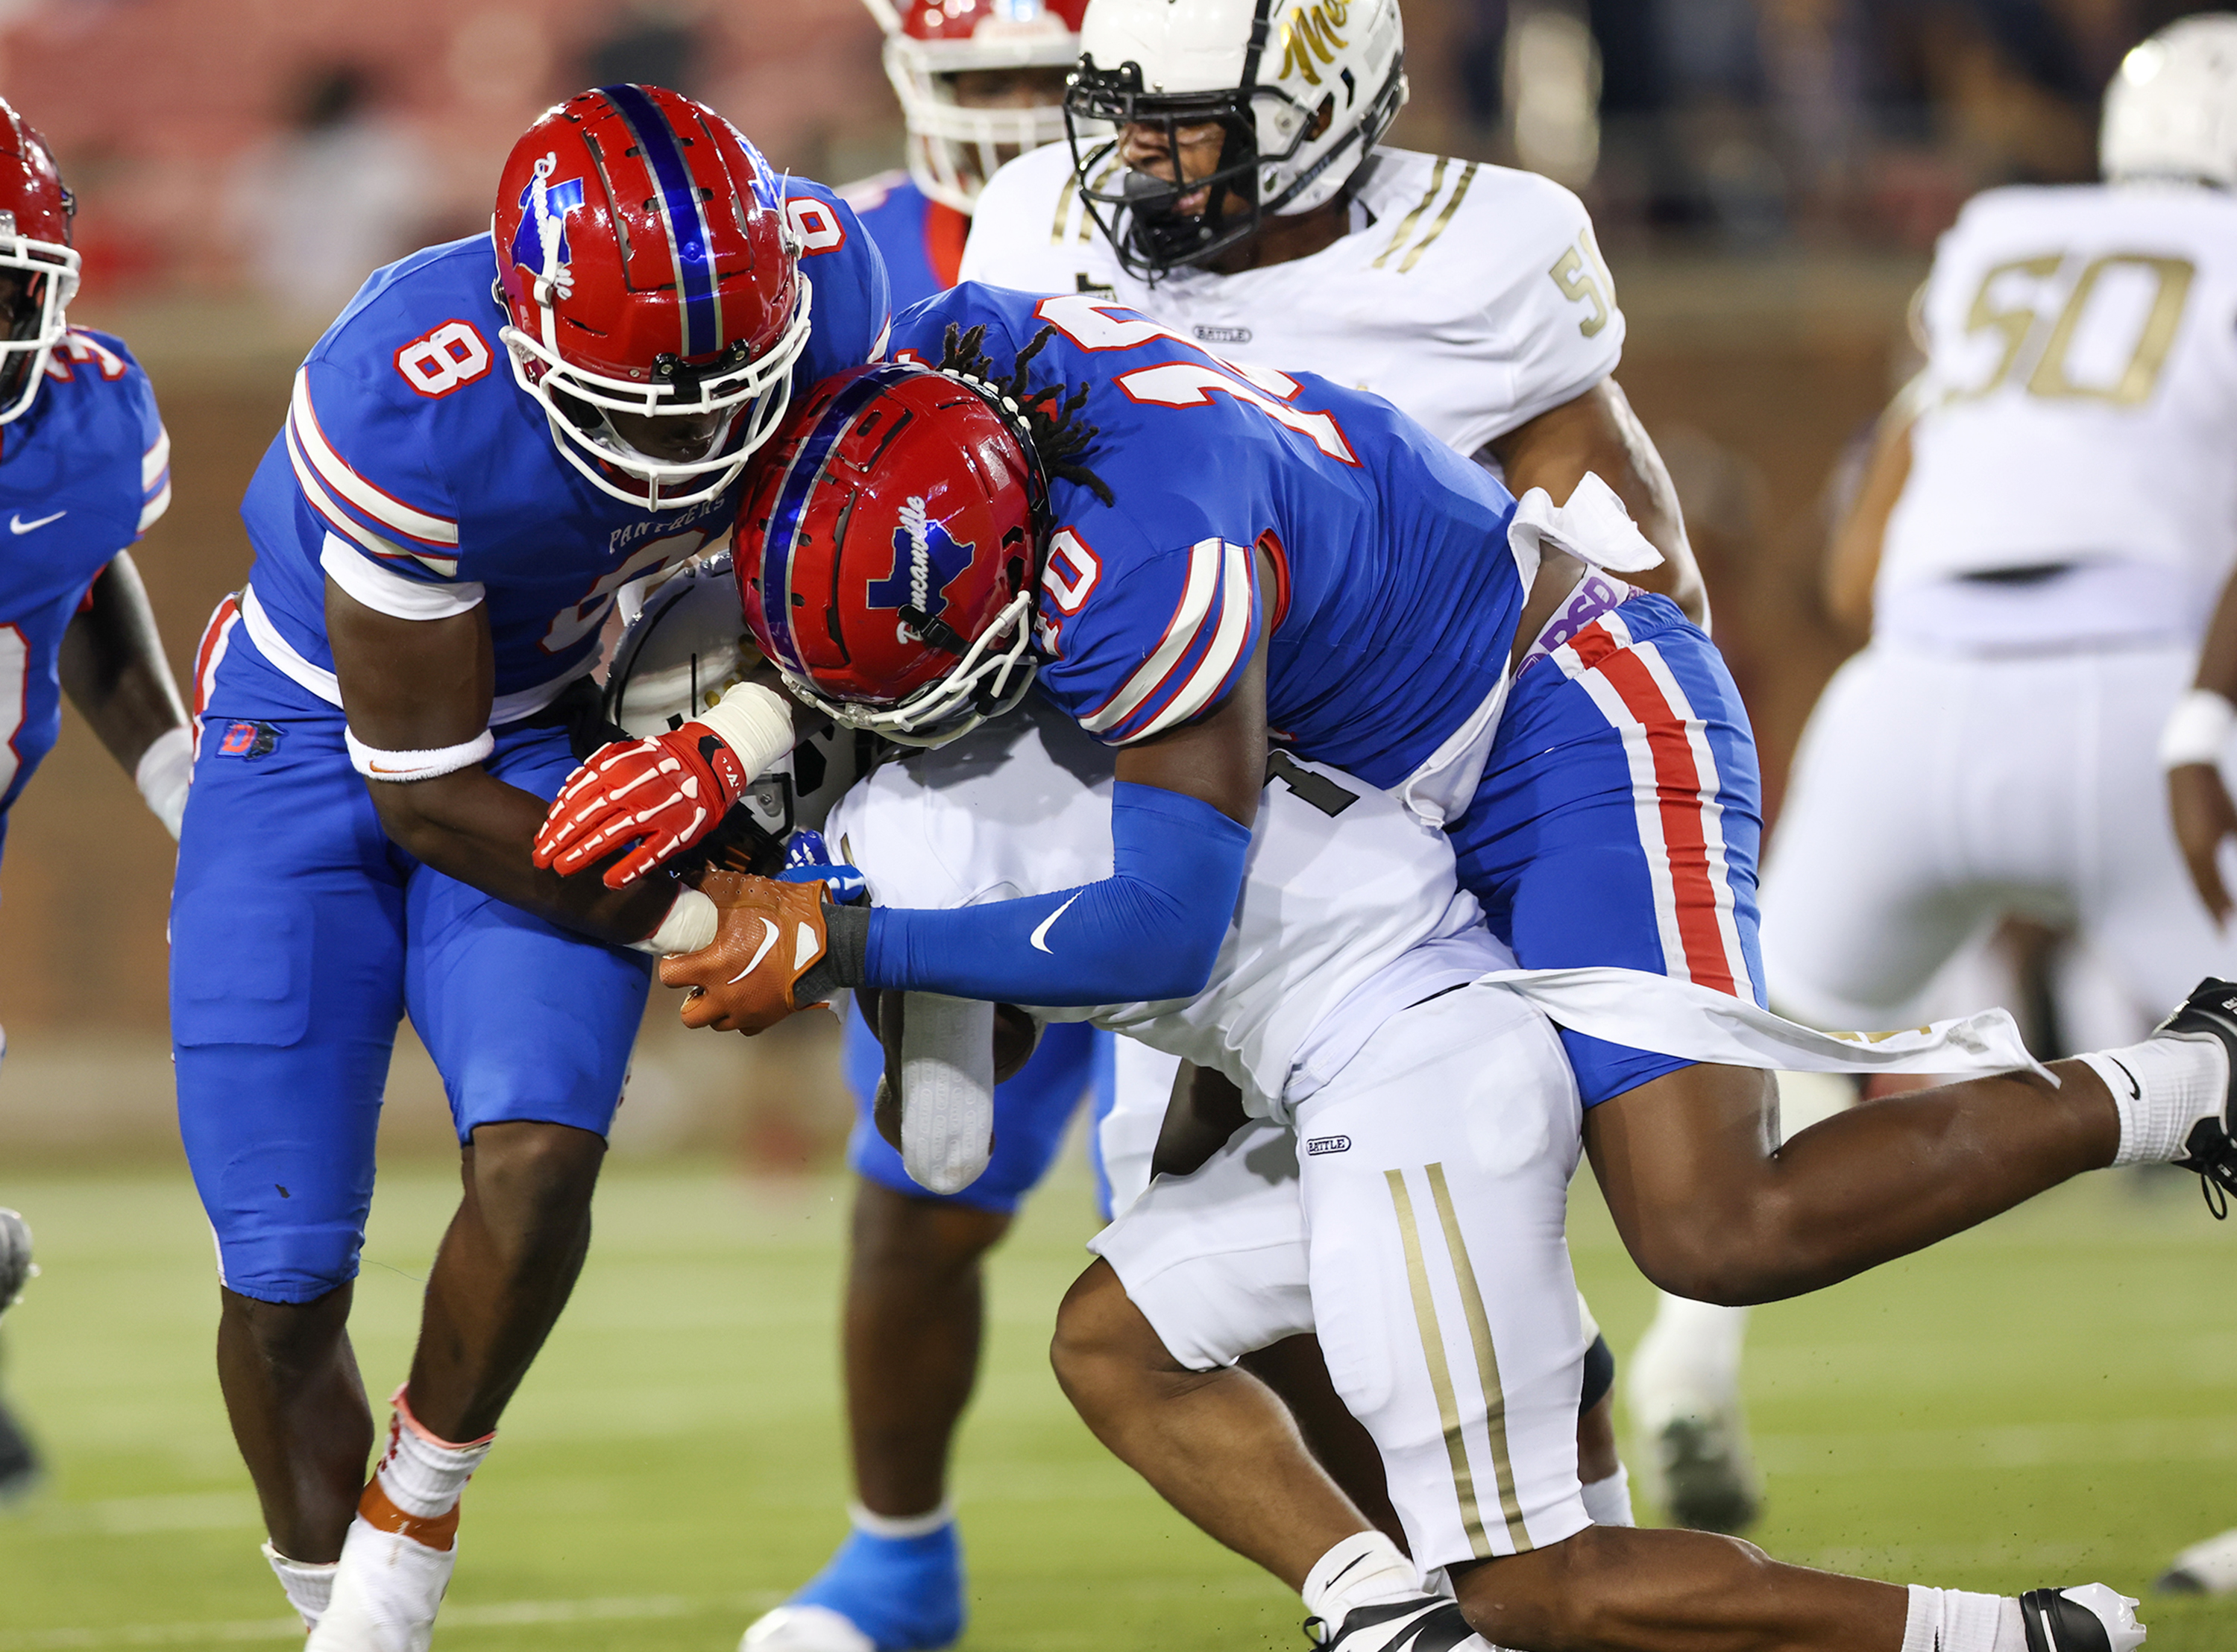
[[2078, 1033, 2228, 1165], [1901, 1586, 2025, 1652], [1302, 1530, 1422, 1624], [1581, 1464, 1635, 1527], [374, 1386, 492, 1522], [848, 1499, 954, 1539], [262, 1541, 336, 1629]]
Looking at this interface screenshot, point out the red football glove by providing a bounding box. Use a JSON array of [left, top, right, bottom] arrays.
[[533, 727, 746, 887]]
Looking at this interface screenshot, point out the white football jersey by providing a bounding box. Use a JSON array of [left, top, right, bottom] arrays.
[[823, 700, 1503, 1116], [960, 142, 1625, 458], [1883, 183, 2237, 628]]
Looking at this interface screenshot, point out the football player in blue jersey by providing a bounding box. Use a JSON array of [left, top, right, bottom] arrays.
[[168, 85, 889, 1649], [547, 289, 2221, 1651], [0, 98, 192, 1507], [729, 5, 1106, 1648]]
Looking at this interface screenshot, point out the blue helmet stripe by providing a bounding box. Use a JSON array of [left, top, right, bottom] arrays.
[[598, 83, 720, 359], [759, 368, 916, 672]]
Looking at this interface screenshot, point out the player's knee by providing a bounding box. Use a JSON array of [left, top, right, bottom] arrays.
[[219, 1279, 353, 1372], [464, 1120, 604, 1246], [850, 1179, 1013, 1279], [1049, 1260, 1178, 1415]]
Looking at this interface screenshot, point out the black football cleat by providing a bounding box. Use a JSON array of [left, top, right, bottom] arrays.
[[1304, 1597, 1480, 1652], [0, 1208, 31, 1318], [0, 1388, 41, 1506], [2151, 980, 2237, 1216], [2018, 1584, 2144, 1651]]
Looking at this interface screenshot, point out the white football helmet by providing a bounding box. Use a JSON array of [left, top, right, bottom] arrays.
[[603, 552, 875, 845], [2102, 13, 2237, 188], [863, 0, 1089, 213], [1066, 0, 1406, 277]]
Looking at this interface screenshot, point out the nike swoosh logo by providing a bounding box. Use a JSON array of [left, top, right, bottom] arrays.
[[1030, 892, 1083, 954], [729, 918, 781, 983], [2109, 1056, 2142, 1100], [9, 510, 64, 534]]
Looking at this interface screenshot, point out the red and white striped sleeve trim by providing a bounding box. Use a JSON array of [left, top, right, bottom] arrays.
[[285, 368, 460, 577], [137, 426, 172, 532], [1552, 611, 1754, 997], [1079, 538, 1256, 743]]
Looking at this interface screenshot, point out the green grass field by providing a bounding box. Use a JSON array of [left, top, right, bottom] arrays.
[[0, 1153, 2233, 1651]]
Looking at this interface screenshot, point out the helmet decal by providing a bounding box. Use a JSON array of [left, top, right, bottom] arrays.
[[597, 82, 723, 359], [511, 155, 586, 302], [869, 496, 977, 638]]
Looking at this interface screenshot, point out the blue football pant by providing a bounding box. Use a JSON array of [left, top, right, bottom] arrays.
[[1453, 593, 1768, 1105], [172, 636, 651, 1304]]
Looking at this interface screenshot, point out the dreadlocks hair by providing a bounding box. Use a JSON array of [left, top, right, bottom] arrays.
[[936, 322, 1116, 508]]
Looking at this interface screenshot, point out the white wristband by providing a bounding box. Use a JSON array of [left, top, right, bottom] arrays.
[[691, 681, 794, 783], [2160, 688, 2237, 769], [632, 888, 718, 956], [135, 725, 193, 842], [344, 727, 495, 782]]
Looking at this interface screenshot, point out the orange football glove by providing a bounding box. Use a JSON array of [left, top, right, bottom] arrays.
[[659, 872, 831, 1034]]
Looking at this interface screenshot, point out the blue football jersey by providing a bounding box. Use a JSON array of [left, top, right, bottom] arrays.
[[239, 178, 890, 710], [889, 283, 1525, 789], [842, 171, 966, 310], [0, 327, 169, 842]]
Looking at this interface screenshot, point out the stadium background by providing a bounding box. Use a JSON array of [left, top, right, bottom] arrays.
[[0, 1, 2231, 1648]]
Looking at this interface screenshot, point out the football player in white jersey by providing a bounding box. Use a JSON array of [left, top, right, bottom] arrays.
[[1727, 17, 2237, 1551], [817, 699, 2151, 1652], [960, 0, 1738, 1528]]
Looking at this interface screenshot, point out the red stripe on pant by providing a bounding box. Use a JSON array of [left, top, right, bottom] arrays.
[[1564, 623, 1742, 996]]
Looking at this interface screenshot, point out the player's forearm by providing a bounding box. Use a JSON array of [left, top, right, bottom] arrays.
[[1491, 379, 1709, 628], [831, 782, 1250, 1006], [371, 769, 678, 947], [58, 552, 188, 772], [2194, 569, 2237, 702]]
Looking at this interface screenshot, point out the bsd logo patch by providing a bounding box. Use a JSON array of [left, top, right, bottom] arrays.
[[215, 720, 286, 760]]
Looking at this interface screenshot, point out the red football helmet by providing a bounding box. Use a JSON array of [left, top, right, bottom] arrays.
[[0, 98, 78, 426], [492, 84, 810, 509], [737, 361, 1043, 747], [863, 0, 1090, 211]]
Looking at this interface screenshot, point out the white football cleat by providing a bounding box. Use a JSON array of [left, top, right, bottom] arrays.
[[1625, 1296, 1762, 1534], [305, 1510, 455, 1652], [742, 1604, 878, 1652], [2156, 1528, 2237, 1593]]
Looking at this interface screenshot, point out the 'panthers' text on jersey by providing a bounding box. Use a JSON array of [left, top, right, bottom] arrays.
[[0, 328, 169, 848], [239, 180, 890, 721], [1885, 183, 2237, 632], [825, 700, 1503, 1115], [963, 143, 1623, 461], [887, 283, 1526, 791], [843, 170, 966, 311]]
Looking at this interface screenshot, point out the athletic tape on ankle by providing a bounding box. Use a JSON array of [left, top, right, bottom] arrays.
[[261, 1541, 337, 1626], [344, 727, 495, 783], [847, 1500, 954, 1540]]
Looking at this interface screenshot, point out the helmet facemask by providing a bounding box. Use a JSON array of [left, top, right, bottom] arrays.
[[1066, 60, 1277, 279], [781, 581, 1039, 749], [500, 272, 814, 513], [0, 209, 78, 427]]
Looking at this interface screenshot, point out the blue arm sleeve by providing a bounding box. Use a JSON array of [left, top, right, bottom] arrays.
[[862, 781, 1250, 1005]]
